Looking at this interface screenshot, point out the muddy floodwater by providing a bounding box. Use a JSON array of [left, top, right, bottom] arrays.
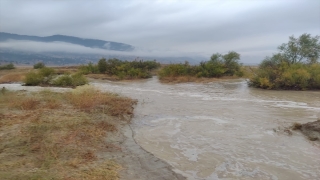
[[3, 77, 320, 180], [92, 77, 320, 180]]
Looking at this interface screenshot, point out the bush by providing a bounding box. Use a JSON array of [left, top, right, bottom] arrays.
[[53, 75, 73, 87], [71, 73, 88, 86], [80, 58, 160, 79], [158, 52, 243, 80], [39, 67, 55, 83], [39, 67, 54, 77], [53, 73, 88, 87], [33, 62, 45, 69], [0, 63, 15, 70], [24, 67, 87, 87], [249, 34, 320, 90], [79, 62, 99, 74], [98, 58, 107, 73], [24, 72, 43, 86]]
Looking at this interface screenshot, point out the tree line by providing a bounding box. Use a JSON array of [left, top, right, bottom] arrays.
[[3, 33, 320, 90], [79, 58, 160, 79], [249, 33, 320, 90], [158, 51, 243, 80]]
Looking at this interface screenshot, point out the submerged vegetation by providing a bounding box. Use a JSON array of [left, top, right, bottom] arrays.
[[24, 67, 88, 87], [291, 119, 320, 141], [158, 51, 244, 82], [249, 33, 320, 90], [0, 86, 136, 179], [79, 58, 160, 80]]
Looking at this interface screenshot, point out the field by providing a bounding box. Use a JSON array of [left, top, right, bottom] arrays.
[[0, 86, 136, 179]]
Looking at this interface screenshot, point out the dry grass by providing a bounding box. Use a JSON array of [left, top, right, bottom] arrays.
[[67, 85, 137, 117], [0, 72, 26, 83], [0, 86, 135, 179], [0, 67, 31, 83], [0, 66, 79, 84]]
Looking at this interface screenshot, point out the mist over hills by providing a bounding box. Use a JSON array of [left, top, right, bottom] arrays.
[[0, 32, 204, 65], [0, 32, 134, 51]]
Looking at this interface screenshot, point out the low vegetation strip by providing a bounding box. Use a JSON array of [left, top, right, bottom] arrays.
[[158, 51, 244, 83], [24, 67, 88, 87], [0, 86, 137, 179], [79, 58, 160, 80], [0, 63, 15, 70]]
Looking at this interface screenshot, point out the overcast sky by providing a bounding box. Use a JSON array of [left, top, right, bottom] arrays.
[[0, 0, 319, 63]]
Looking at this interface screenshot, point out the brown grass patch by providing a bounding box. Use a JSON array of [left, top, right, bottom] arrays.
[[0, 67, 30, 83], [0, 87, 134, 179], [0, 72, 26, 83], [67, 85, 137, 117], [11, 98, 40, 110]]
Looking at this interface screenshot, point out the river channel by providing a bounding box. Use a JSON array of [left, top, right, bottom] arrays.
[[3, 77, 320, 180], [93, 77, 320, 180]]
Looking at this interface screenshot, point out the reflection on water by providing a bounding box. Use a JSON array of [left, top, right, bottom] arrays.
[[2, 78, 320, 180]]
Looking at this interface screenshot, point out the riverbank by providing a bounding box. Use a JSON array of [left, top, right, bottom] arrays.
[[0, 86, 185, 180]]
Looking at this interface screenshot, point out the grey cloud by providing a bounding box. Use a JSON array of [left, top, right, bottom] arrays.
[[0, 0, 319, 64]]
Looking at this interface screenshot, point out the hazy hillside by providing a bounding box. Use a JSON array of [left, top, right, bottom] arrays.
[[0, 32, 205, 65], [0, 32, 134, 51]]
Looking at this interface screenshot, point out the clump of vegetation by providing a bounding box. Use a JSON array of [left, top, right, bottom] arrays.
[[67, 85, 137, 116], [0, 88, 135, 179], [53, 73, 88, 87], [292, 122, 302, 130], [79, 58, 160, 80], [33, 62, 45, 69], [158, 51, 243, 82], [249, 33, 320, 90], [291, 120, 320, 141], [24, 67, 88, 87], [24, 71, 44, 85], [0, 63, 15, 70]]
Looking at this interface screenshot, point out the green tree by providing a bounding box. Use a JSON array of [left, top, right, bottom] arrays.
[[249, 33, 320, 90], [223, 51, 241, 75], [278, 33, 320, 64], [97, 58, 107, 73]]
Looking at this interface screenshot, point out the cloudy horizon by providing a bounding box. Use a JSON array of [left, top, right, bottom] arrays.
[[0, 0, 319, 64]]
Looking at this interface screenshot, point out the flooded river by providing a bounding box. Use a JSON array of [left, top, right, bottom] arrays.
[[3, 77, 320, 180], [93, 77, 320, 180]]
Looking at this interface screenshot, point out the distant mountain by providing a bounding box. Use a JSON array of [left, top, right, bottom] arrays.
[[0, 32, 205, 65], [0, 32, 134, 51]]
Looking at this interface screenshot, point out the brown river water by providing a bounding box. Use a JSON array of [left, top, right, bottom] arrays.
[[3, 77, 320, 180]]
